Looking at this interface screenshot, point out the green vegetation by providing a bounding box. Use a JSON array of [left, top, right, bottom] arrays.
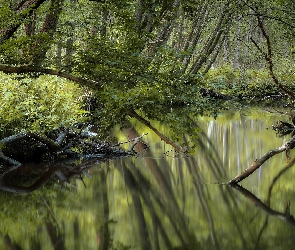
[[1, 1, 295, 249], [0, 0, 294, 141], [204, 64, 295, 100], [0, 73, 87, 137], [0, 0, 295, 142]]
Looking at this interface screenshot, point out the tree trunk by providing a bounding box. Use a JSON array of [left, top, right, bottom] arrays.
[[0, 0, 47, 44]]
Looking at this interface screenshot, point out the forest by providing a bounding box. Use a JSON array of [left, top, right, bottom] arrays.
[[1, 0, 294, 137], [1, 1, 295, 249], [1, 0, 295, 182]]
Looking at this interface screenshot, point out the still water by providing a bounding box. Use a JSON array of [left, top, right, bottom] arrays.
[[1, 111, 295, 250]]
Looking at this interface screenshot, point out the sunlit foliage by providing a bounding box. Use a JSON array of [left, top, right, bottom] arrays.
[[0, 73, 87, 137]]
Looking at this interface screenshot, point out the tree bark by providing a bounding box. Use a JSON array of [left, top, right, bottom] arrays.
[[0, 0, 47, 43], [228, 135, 295, 184], [0, 65, 102, 90]]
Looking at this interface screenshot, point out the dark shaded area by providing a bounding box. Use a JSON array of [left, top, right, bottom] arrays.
[[0, 156, 112, 194], [199, 87, 232, 100], [272, 120, 295, 137], [0, 124, 135, 167]]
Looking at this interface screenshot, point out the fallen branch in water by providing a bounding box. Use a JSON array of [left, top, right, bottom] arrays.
[[0, 124, 136, 167], [228, 135, 295, 185], [126, 109, 188, 154]]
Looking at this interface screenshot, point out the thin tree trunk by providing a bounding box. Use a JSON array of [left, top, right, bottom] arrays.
[[31, 0, 64, 65], [181, 3, 209, 73], [189, 9, 230, 74], [0, 0, 46, 43], [148, 0, 181, 54], [203, 32, 227, 73], [24, 10, 36, 36], [233, 16, 241, 68], [100, 7, 108, 37]]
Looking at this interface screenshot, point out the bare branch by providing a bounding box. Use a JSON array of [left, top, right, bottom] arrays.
[[228, 135, 295, 184], [251, 15, 295, 100], [0, 65, 102, 90]]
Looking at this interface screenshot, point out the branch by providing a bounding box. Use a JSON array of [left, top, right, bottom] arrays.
[[126, 110, 188, 154], [1, 132, 60, 150], [228, 135, 295, 184], [251, 14, 295, 100], [0, 0, 47, 43], [0, 65, 102, 90]]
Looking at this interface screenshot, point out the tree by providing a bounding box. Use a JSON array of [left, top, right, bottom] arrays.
[[0, 0, 236, 145]]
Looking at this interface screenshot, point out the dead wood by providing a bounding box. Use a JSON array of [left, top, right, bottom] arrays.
[[0, 124, 138, 167], [228, 135, 295, 185], [126, 109, 188, 154]]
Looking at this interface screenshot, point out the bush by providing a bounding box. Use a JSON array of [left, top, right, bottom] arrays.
[[204, 64, 295, 99], [0, 73, 88, 138]]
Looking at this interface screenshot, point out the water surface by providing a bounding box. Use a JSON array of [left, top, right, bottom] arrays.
[[1, 111, 294, 250]]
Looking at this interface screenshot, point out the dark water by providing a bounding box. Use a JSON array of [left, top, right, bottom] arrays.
[[1, 112, 295, 250]]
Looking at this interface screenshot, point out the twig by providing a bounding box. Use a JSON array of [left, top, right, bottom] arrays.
[[114, 133, 148, 147], [40, 194, 62, 229], [129, 137, 140, 152]]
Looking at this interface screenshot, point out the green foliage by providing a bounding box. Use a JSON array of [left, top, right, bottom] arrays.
[[204, 64, 295, 100], [0, 33, 51, 65], [0, 0, 294, 146], [0, 73, 88, 138]]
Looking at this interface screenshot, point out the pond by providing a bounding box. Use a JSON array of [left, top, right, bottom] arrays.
[[1, 110, 295, 250]]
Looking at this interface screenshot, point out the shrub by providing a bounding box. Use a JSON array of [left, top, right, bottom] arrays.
[[0, 73, 88, 138]]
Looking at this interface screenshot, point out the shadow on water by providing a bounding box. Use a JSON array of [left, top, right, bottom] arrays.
[[1, 114, 295, 249], [0, 157, 110, 194]]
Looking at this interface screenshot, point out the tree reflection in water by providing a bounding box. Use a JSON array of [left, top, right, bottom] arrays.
[[0, 115, 295, 249]]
